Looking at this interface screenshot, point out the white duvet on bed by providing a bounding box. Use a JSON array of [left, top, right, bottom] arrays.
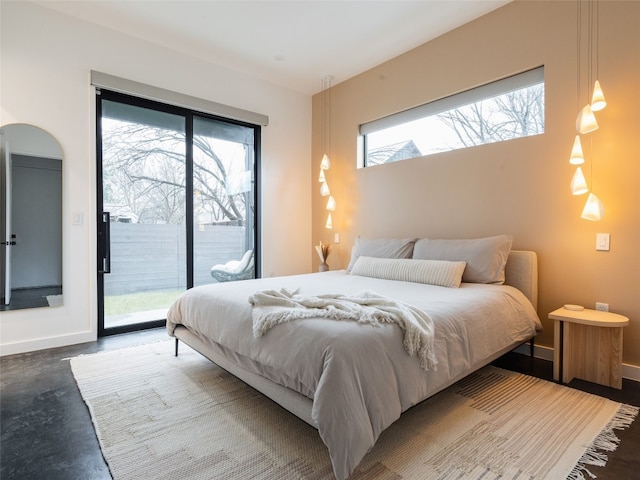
[[166, 270, 541, 480]]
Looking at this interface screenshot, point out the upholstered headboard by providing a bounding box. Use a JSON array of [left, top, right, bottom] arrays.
[[504, 250, 538, 312]]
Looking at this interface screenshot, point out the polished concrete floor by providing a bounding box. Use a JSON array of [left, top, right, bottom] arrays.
[[1, 328, 168, 480], [1, 329, 639, 480]]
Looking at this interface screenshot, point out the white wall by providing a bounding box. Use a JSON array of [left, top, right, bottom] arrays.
[[0, 1, 312, 355]]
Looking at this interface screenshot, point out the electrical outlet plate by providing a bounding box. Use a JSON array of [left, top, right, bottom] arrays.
[[595, 302, 609, 312]]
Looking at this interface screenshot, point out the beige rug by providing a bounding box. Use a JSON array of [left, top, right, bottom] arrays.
[[70, 341, 637, 480]]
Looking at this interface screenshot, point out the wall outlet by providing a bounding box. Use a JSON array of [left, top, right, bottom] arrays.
[[595, 302, 609, 312]]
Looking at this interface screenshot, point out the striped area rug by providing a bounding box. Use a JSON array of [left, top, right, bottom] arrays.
[[70, 341, 637, 480]]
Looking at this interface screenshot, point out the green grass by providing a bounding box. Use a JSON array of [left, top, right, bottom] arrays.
[[105, 289, 183, 316]]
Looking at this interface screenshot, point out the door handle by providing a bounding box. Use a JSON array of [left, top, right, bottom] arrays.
[[2, 234, 16, 245], [98, 212, 111, 274]]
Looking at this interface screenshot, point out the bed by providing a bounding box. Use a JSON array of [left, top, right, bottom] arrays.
[[167, 237, 541, 480]]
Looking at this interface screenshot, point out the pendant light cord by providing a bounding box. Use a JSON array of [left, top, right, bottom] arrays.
[[577, 0, 581, 109], [321, 76, 333, 159], [594, 0, 599, 82], [321, 77, 326, 156], [327, 77, 331, 158], [587, 0, 594, 90]]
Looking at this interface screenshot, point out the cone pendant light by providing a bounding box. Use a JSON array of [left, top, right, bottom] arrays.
[[571, 167, 589, 195], [581, 192, 604, 221]]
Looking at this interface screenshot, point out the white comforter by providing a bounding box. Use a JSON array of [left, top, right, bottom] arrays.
[[166, 271, 541, 480]]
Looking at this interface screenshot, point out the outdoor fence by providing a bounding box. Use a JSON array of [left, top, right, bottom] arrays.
[[104, 223, 248, 295]]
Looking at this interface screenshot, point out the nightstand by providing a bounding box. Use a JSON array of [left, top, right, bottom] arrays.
[[549, 307, 629, 389]]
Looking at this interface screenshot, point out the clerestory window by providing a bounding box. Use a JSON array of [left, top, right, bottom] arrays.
[[359, 66, 544, 167]]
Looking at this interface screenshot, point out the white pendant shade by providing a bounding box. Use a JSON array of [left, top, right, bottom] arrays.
[[576, 104, 599, 134], [320, 181, 330, 197], [325, 213, 333, 229], [326, 195, 336, 211], [570, 167, 589, 195], [318, 168, 326, 182], [590, 80, 607, 111], [570, 3, 606, 221], [581, 192, 605, 221], [320, 154, 331, 170], [569, 135, 585, 165]]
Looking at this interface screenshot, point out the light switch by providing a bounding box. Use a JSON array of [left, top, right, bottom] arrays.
[[596, 233, 610, 251], [72, 212, 84, 226]]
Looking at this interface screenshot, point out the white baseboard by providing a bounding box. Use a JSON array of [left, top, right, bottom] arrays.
[[512, 343, 640, 383], [0, 331, 96, 357]]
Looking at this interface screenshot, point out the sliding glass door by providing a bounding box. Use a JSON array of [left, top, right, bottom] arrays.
[[192, 117, 257, 287], [97, 90, 259, 335]]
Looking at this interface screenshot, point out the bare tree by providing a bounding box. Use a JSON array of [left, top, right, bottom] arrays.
[[437, 85, 544, 147], [102, 121, 250, 225]]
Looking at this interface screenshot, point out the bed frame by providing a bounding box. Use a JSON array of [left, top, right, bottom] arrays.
[[174, 250, 538, 428]]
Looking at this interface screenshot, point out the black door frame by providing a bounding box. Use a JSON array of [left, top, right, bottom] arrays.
[[96, 89, 261, 336]]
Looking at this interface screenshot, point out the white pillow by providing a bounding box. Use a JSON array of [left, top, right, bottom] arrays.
[[412, 235, 512, 284], [351, 256, 466, 288], [347, 236, 415, 272]]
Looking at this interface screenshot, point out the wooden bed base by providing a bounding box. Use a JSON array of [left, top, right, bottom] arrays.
[[174, 250, 538, 429]]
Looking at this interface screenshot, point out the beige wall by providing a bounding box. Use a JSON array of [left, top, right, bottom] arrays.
[[312, 1, 640, 367]]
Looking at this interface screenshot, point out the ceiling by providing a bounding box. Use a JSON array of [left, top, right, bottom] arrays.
[[36, 1, 510, 95]]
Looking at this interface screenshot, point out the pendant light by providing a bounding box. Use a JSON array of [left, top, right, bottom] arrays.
[[325, 213, 333, 229], [319, 75, 335, 229], [580, 0, 605, 220], [589, 0, 606, 112], [581, 192, 604, 221], [569, 135, 585, 165], [320, 153, 331, 170], [574, 0, 601, 135], [569, 0, 606, 220], [320, 181, 330, 197], [570, 167, 588, 195], [576, 104, 599, 134], [320, 76, 333, 171], [591, 80, 606, 111]]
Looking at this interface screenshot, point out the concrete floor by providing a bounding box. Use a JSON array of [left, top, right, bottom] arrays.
[[1, 329, 639, 480], [1, 328, 167, 480]]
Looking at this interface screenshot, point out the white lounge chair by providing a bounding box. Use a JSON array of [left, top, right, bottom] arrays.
[[210, 250, 254, 282]]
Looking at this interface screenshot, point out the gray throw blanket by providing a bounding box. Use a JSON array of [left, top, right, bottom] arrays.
[[248, 288, 437, 370]]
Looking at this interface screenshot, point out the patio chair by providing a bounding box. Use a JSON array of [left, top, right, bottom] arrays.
[[210, 249, 254, 282]]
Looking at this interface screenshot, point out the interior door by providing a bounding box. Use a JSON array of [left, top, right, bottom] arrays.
[[1, 137, 12, 305]]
